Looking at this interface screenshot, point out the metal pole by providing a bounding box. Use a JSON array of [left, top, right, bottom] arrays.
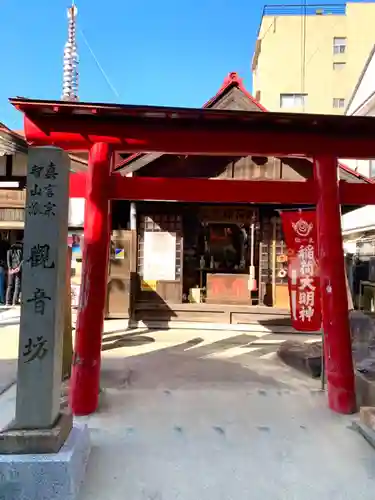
[[321, 335, 325, 391], [250, 222, 255, 268]]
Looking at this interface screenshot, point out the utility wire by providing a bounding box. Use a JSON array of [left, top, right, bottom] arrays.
[[79, 28, 121, 100]]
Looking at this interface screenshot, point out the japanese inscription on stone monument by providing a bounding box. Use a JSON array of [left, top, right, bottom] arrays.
[[16, 148, 70, 430]]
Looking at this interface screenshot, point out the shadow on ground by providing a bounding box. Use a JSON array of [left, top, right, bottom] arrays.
[[102, 332, 155, 351], [256, 315, 321, 334], [99, 330, 319, 395]]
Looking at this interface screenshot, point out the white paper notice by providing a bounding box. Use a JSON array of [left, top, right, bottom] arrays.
[[143, 231, 176, 281]]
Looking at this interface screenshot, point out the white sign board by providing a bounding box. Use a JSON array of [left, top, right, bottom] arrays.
[[143, 231, 176, 281], [68, 197, 85, 227]]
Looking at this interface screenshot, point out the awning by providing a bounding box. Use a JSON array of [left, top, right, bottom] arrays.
[[342, 205, 375, 234]]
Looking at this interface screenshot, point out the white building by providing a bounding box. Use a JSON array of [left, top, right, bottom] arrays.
[[341, 44, 375, 257]]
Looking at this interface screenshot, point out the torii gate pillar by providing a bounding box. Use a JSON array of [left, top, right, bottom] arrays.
[[314, 156, 356, 414], [70, 143, 112, 415]]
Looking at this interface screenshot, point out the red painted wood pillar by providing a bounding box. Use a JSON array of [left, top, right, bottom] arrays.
[[314, 156, 356, 414], [70, 142, 112, 415]]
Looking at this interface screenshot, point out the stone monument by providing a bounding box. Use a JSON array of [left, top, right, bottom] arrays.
[[0, 147, 90, 500]]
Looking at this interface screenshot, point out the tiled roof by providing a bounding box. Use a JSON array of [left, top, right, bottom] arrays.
[[0, 122, 28, 156], [114, 72, 265, 172]]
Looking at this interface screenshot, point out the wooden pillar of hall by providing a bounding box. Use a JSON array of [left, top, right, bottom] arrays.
[[314, 156, 356, 414], [70, 142, 112, 415]]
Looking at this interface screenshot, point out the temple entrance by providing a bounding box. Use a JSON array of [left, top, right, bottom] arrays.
[[106, 201, 294, 324]]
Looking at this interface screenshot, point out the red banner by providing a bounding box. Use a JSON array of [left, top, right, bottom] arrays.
[[280, 211, 322, 332]]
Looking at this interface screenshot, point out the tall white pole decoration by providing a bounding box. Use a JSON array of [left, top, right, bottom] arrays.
[[62, 2, 79, 101]]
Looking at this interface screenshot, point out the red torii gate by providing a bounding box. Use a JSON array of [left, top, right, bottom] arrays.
[[10, 96, 375, 416]]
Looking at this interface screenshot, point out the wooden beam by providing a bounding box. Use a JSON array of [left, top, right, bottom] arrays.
[[24, 116, 375, 159], [339, 182, 375, 205], [110, 177, 317, 204], [68, 175, 375, 206], [110, 177, 375, 206]]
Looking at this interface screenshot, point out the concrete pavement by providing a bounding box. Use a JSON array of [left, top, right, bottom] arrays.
[[78, 389, 375, 500], [80, 327, 375, 500]]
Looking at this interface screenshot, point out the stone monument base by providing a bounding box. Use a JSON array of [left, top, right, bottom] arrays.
[[353, 407, 375, 450], [0, 424, 90, 500], [355, 371, 375, 408], [0, 412, 73, 455]]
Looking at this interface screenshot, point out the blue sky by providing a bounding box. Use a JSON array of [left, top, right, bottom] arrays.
[[0, 0, 352, 128]]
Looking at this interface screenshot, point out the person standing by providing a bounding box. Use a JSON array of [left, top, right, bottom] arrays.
[[0, 238, 9, 305], [6, 239, 23, 306], [0, 259, 5, 304]]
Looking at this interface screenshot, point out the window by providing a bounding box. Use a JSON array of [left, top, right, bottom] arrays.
[[333, 98, 345, 109], [280, 93, 307, 109], [333, 37, 346, 54], [333, 62, 346, 71], [369, 160, 375, 178]]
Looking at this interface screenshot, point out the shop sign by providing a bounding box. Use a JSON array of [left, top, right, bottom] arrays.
[[68, 232, 83, 259], [280, 211, 321, 332], [115, 248, 125, 260]]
